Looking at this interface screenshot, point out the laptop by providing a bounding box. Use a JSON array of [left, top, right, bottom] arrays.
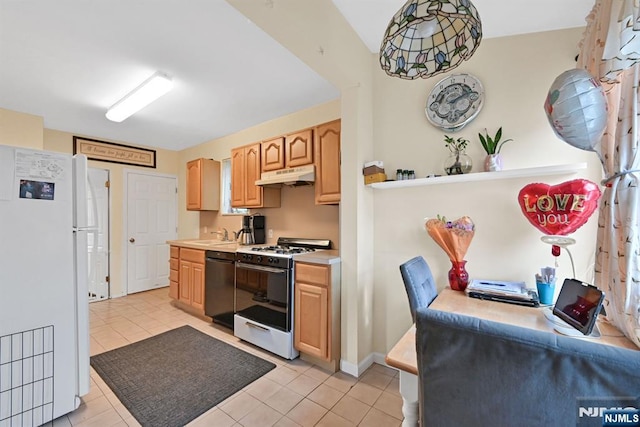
[[552, 278, 605, 336], [466, 279, 540, 307]]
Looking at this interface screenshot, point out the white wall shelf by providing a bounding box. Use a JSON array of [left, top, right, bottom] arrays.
[[367, 163, 588, 189]]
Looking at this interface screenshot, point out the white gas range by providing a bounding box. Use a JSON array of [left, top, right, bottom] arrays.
[[234, 238, 331, 359]]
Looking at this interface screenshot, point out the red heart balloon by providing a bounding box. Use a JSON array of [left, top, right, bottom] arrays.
[[517, 179, 602, 235]]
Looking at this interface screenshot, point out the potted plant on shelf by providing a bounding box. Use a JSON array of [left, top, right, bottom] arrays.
[[443, 135, 472, 175], [478, 127, 513, 172]]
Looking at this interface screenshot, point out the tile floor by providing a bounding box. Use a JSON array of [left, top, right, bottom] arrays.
[[53, 288, 403, 427]]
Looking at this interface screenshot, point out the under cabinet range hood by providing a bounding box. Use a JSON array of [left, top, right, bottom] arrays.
[[255, 164, 315, 186]]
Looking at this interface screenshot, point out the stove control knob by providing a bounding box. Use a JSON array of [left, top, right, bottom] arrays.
[[268, 257, 274, 264], [242, 254, 247, 260], [256, 256, 262, 263]]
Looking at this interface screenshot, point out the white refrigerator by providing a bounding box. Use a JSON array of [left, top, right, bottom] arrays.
[[0, 144, 93, 426]]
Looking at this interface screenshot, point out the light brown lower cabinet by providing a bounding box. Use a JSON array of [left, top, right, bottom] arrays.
[[294, 261, 340, 365], [173, 247, 205, 314], [295, 282, 329, 358], [169, 246, 179, 299]]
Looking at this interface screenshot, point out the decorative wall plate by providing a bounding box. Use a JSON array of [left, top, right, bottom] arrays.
[[425, 73, 484, 132]]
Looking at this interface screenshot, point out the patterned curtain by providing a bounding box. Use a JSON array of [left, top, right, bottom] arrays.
[[578, 0, 640, 347]]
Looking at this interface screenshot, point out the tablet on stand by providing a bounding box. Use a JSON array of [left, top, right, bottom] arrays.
[[549, 278, 605, 337]]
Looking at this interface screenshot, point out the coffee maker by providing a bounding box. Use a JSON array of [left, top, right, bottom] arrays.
[[252, 215, 265, 244], [237, 214, 266, 245], [237, 215, 255, 245]]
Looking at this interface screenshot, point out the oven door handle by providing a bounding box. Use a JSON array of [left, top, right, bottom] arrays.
[[236, 262, 287, 274], [245, 321, 269, 332]]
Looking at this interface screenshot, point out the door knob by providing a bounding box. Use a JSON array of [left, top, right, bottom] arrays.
[[129, 238, 135, 243]]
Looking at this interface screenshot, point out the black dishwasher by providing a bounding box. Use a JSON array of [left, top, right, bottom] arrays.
[[204, 250, 236, 329]]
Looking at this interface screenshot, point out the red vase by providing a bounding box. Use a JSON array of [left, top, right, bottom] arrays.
[[448, 260, 469, 291]]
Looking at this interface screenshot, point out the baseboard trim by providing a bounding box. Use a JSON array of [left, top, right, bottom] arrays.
[[340, 352, 395, 377]]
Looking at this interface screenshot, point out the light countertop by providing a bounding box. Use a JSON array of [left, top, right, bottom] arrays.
[[167, 239, 238, 252], [168, 240, 341, 263], [294, 250, 341, 265]]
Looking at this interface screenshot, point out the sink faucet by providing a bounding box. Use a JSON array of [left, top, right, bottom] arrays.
[[212, 228, 230, 241]]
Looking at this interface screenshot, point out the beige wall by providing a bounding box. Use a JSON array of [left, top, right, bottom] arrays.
[[0, 111, 181, 297], [43, 129, 181, 297], [228, 0, 377, 372], [179, 100, 341, 248], [371, 27, 601, 352], [231, 1, 601, 372], [0, 108, 44, 149], [2, 14, 605, 374], [1, 104, 340, 297], [200, 185, 340, 248]]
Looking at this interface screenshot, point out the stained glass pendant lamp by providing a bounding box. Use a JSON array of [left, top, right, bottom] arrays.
[[379, 0, 482, 80]]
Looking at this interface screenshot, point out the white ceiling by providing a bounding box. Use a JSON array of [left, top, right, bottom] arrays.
[[332, 0, 594, 53], [0, 0, 594, 151]]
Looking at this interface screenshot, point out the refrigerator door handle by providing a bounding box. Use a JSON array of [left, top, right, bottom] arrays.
[[73, 153, 100, 231], [72, 154, 89, 229], [74, 215, 90, 397], [86, 167, 100, 230]]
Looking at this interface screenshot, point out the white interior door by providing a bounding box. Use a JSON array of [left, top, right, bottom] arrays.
[[88, 168, 109, 301], [127, 171, 177, 294]]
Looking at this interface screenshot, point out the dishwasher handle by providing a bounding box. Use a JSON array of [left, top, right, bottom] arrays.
[[205, 250, 236, 262], [206, 257, 235, 264]]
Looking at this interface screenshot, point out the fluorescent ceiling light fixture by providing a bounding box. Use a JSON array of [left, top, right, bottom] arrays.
[[106, 72, 173, 122]]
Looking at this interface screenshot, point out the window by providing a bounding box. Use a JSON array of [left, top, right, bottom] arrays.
[[221, 158, 248, 215]]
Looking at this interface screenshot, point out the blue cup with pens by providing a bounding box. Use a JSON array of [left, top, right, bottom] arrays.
[[536, 267, 556, 305]]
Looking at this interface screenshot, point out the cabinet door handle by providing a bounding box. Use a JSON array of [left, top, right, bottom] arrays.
[[246, 321, 268, 332], [129, 238, 135, 243]]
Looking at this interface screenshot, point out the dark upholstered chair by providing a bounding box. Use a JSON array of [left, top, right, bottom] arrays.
[[399, 256, 438, 321]]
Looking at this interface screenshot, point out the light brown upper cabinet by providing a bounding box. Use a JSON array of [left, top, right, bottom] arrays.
[[186, 158, 220, 211], [231, 143, 281, 208], [244, 144, 262, 206], [285, 129, 313, 167], [314, 120, 341, 205], [261, 137, 285, 172]]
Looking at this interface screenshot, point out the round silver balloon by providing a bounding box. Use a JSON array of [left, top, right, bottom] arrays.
[[544, 69, 608, 152]]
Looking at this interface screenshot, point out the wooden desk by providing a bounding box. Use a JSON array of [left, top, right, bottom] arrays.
[[385, 288, 638, 427]]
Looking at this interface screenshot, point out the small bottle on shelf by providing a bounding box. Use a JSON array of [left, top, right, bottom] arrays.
[[403, 170, 409, 180], [409, 170, 415, 180], [396, 169, 404, 180]]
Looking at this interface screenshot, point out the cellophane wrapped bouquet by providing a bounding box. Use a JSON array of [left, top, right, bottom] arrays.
[[425, 215, 475, 290], [425, 215, 475, 262]]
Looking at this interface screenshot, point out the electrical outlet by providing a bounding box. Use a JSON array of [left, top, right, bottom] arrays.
[[268, 229, 273, 238]]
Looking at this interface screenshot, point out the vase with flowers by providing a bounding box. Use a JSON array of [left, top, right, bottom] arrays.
[[478, 127, 513, 172], [425, 215, 475, 291], [443, 135, 472, 175]]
